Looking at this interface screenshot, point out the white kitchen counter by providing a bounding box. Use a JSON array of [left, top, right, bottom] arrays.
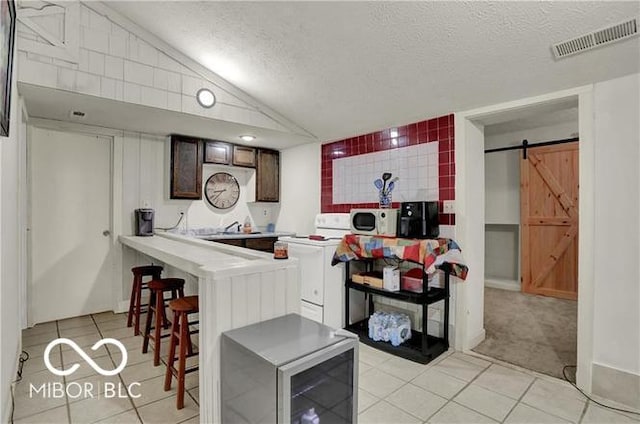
[[119, 233, 300, 423]]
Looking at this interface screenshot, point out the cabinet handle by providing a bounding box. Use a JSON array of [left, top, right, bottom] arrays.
[[102, 230, 111, 236]]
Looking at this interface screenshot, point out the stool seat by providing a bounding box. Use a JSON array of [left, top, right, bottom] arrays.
[[128, 265, 163, 336], [132, 265, 163, 276], [168, 296, 198, 313], [148, 278, 185, 291]]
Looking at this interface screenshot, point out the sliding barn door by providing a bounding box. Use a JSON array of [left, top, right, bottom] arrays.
[[520, 142, 578, 300]]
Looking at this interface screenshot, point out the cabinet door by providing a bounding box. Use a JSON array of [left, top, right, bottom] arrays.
[[171, 136, 203, 199], [232, 145, 256, 167], [256, 148, 280, 202], [213, 239, 244, 248], [245, 237, 278, 253], [204, 141, 231, 164], [288, 243, 324, 306]]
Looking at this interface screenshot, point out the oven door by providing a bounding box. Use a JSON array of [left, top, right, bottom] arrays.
[[288, 243, 325, 307], [277, 339, 358, 424]]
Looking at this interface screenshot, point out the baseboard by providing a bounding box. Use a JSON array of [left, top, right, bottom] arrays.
[[116, 300, 129, 314], [1, 343, 22, 424], [485, 278, 520, 291], [592, 362, 640, 410], [468, 329, 486, 350]]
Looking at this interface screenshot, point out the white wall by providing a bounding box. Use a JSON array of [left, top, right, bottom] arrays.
[[16, 1, 290, 133], [1, 70, 26, 422], [276, 142, 321, 234], [592, 73, 640, 377]]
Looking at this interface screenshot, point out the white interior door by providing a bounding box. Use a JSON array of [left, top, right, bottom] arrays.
[[29, 127, 113, 324]]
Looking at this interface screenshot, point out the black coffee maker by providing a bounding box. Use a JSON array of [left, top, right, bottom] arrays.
[[135, 208, 154, 236], [397, 201, 439, 239]]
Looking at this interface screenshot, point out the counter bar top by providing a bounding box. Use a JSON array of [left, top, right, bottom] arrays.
[[118, 232, 300, 423], [120, 231, 297, 279]]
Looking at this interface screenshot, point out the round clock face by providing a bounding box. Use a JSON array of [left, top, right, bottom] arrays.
[[204, 172, 240, 209]]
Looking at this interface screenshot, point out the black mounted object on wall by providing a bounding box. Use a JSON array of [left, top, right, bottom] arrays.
[[0, 0, 17, 137], [484, 137, 579, 160], [135, 209, 155, 236]]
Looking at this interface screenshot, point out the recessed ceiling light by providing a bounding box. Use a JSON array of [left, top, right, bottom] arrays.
[[239, 135, 255, 142], [196, 88, 216, 108]]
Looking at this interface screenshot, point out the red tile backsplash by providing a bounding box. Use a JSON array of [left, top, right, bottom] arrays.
[[321, 113, 456, 223]]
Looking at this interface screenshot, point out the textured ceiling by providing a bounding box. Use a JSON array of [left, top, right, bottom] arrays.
[[108, 1, 640, 143]]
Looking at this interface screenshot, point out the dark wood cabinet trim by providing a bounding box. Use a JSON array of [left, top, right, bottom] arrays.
[[204, 141, 231, 165], [213, 237, 278, 253], [232, 145, 256, 168]]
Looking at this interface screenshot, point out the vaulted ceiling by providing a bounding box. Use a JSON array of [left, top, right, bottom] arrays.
[[108, 1, 639, 143]]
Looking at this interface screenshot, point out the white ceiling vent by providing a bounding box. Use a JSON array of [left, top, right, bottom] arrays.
[[553, 18, 638, 59]]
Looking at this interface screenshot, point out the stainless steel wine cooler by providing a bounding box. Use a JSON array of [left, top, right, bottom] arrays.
[[221, 314, 359, 423]]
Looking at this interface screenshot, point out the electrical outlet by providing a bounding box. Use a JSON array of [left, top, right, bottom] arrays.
[[263, 209, 268, 216], [443, 200, 455, 214]]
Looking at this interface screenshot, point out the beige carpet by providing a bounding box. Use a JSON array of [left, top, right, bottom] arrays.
[[472, 287, 577, 379]]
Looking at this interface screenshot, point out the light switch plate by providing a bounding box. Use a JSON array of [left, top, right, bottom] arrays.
[[443, 200, 455, 214]]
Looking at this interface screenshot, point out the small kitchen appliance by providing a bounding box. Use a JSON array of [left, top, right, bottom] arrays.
[[349, 208, 398, 236], [134, 208, 154, 236], [397, 201, 439, 239], [221, 314, 358, 423]]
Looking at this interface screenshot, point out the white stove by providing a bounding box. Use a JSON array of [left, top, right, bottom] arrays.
[[281, 214, 364, 329]]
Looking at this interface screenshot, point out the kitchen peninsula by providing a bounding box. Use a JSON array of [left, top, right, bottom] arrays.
[[119, 233, 300, 423]]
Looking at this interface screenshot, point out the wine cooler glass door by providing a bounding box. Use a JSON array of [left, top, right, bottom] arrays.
[[278, 339, 358, 424]]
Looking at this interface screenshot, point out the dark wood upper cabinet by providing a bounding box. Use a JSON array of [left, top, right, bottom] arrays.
[[255, 148, 280, 202], [204, 141, 231, 165], [170, 136, 203, 199], [232, 145, 256, 168]]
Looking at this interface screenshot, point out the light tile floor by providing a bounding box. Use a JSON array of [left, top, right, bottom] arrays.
[[12, 312, 640, 424]]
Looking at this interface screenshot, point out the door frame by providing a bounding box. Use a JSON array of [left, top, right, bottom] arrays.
[[26, 118, 125, 325], [453, 85, 595, 392]]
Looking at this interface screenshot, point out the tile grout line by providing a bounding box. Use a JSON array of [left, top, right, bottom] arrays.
[[91, 313, 144, 424], [577, 399, 590, 424], [368, 352, 459, 422], [500, 376, 538, 423], [419, 355, 496, 423], [56, 320, 72, 424], [517, 377, 587, 424]]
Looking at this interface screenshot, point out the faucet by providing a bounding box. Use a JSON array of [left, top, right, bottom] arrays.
[[224, 221, 240, 233]]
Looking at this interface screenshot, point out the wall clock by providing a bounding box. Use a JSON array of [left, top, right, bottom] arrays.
[[204, 172, 240, 209]]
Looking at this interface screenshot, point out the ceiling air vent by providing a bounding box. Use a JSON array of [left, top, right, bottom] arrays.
[[553, 18, 638, 59]]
